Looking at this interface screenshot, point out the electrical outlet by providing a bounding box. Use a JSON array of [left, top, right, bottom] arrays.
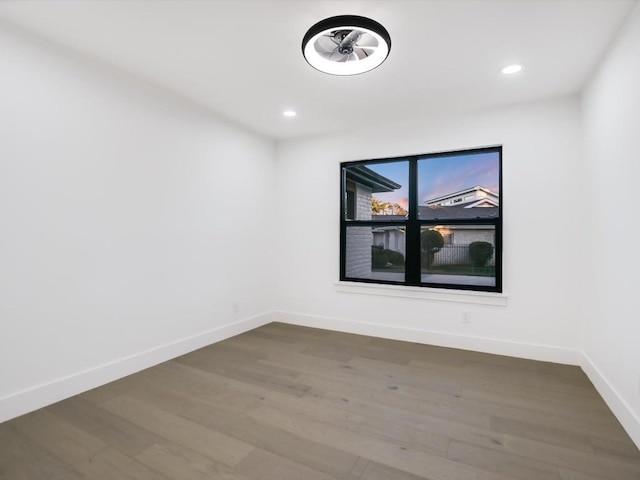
[[232, 302, 239, 314], [462, 311, 471, 324]]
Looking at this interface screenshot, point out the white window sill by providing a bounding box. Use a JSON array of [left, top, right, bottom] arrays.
[[335, 281, 508, 306]]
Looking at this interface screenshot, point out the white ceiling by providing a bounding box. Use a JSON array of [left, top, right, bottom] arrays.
[[0, 0, 636, 140]]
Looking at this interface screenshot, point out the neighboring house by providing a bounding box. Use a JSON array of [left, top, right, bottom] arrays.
[[344, 165, 400, 277], [419, 186, 498, 254], [372, 186, 500, 267], [372, 224, 406, 256]]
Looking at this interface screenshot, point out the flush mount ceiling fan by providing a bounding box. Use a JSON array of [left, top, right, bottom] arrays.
[[302, 15, 391, 76]]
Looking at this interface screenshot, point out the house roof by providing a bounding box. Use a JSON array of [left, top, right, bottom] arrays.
[[345, 165, 401, 193], [464, 198, 499, 208], [372, 204, 499, 221], [419, 205, 498, 220], [424, 186, 499, 205]]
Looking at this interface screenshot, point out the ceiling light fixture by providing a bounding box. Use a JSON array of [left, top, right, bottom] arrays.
[[282, 110, 297, 117], [501, 64, 523, 75], [302, 15, 391, 76]]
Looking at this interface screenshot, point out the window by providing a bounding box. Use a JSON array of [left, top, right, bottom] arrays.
[[340, 146, 502, 292]]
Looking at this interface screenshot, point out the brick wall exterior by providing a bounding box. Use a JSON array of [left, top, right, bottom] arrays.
[[345, 184, 373, 278], [355, 184, 372, 221]]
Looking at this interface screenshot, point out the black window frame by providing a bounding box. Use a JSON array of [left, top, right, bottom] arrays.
[[340, 145, 502, 293]]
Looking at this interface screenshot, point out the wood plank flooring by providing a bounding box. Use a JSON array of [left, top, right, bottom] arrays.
[[1, 322, 639, 480]]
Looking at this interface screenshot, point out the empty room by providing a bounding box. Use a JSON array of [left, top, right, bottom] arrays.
[[1, 1, 639, 479]]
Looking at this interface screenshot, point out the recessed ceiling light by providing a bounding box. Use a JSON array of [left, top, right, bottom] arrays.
[[302, 15, 391, 76], [283, 110, 297, 117], [501, 64, 523, 75]]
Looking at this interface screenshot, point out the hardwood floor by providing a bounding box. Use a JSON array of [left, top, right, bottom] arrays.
[[1, 322, 639, 480]]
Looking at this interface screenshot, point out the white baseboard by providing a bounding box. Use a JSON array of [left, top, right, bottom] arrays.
[[580, 353, 640, 449], [275, 311, 582, 365], [0, 312, 274, 424]]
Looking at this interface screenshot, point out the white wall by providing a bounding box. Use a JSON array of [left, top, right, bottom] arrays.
[[0, 25, 276, 421], [275, 95, 587, 363], [581, 4, 640, 446]]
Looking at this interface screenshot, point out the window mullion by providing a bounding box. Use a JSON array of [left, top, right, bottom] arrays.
[[405, 158, 420, 285]]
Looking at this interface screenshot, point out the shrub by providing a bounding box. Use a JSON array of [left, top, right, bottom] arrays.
[[371, 245, 388, 268], [420, 229, 444, 268], [386, 249, 405, 266], [371, 245, 404, 268], [469, 241, 494, 267]]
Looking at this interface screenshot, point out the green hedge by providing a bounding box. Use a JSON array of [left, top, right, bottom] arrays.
[[469, 241, 494, 267], [372, 245, 405, 268]]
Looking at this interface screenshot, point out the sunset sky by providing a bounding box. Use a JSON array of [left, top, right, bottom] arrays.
[[368, 151, 500, 209]]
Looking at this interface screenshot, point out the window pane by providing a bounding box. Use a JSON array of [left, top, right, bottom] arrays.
[[418, 151, 499, 219], [420, 225, 496, 288], [344, 161, 408, 220], [345, 225, 405, 282]]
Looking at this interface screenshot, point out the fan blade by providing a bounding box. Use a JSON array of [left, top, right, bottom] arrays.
[[339, 29, 363, 50], [316, 35, 339, 53]]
